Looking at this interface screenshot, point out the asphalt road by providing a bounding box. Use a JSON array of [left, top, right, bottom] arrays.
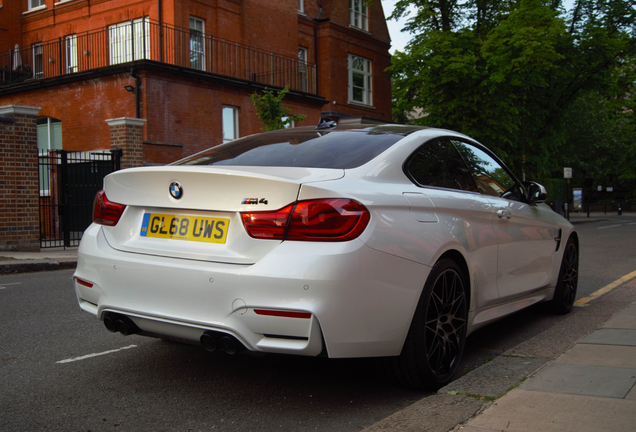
[[575, 215, 636, 298], [1, 215, 635, 431]]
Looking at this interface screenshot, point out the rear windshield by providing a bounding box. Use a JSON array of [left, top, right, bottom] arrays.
[[176, 125, 413, 169]]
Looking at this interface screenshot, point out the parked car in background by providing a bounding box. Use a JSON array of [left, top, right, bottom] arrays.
[[74, 119, 578, 390]]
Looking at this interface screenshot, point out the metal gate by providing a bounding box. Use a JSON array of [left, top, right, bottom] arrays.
[[39, 150, 121, 248]]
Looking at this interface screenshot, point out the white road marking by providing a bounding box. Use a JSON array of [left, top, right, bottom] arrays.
[[0, 282, 22, 290], [574, 270, 636, 307], [598, 224, 622, 229], [56, 345, 137, 364]]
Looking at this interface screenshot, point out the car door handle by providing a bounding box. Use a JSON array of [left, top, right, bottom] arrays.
[[497, 209, 512, 219]]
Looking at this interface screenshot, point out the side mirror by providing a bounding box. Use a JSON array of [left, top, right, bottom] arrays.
[[523, 181, 548, 204]]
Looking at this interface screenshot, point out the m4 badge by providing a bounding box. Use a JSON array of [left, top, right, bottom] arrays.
[[241, 198, 268, 205]]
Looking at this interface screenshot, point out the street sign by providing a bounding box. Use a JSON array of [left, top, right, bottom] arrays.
[[564, 167, 573, 179]]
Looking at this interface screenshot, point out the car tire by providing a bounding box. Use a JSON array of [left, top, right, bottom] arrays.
[[383, 258, 468, 390], [548, 238, 579, 315]]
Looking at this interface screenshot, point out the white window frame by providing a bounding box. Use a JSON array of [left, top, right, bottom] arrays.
[[108, 18, 150, 65], [348, 54, 373, 106], [349, 0, 368, 31], [189, 17, 205, 71], [298, 47, 308, 93], [65, 35, 77, 73], [298, 0, 304, 14], [28, 0, 45, 11], [222, 106, 239, 143], [33, 43, 43, 78]]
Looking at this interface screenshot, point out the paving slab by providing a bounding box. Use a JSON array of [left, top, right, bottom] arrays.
[[627, 385, 636, 401], [579, 328, 636, 346], [555, 343, 636, 369], [520, 363, 636, 398], [601, 304, 636, 329], [460, 389, 636, 432]]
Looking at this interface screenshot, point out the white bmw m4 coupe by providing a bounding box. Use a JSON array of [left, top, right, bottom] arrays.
[[73, 119, 578, 390]]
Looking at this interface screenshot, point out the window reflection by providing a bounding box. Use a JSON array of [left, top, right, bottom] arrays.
[[452, 141, 519, 199]]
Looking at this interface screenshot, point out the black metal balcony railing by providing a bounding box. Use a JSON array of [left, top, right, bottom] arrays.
[[0, 19, 316, 94]]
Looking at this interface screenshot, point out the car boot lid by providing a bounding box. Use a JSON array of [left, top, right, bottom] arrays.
[[103, 166, 345, 211]]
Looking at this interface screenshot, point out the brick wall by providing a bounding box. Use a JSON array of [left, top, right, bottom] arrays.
[[0, 73, 137, 153], [0, 105, 41, 252], [142, 69, 325, 164], [0, 0, 23, 52], [106, 117, 146, 169], [0, 69, 326, 165]]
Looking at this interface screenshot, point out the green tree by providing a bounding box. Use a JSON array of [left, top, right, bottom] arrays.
[[389, 0, 636, 183], [561, 90, 635, 183], [250, 86, 307, 131]]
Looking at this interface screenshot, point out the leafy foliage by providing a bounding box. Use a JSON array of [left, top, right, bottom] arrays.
[[389, 0, 636, 196], [250, 86, 307, 131]]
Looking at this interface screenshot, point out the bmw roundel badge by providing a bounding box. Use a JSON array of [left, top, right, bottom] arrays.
[[169, 182, 183, 200]]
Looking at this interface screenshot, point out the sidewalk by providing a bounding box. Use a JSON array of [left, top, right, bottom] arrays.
[[0, 247, 78, 274], [456, 296, 636, 432]]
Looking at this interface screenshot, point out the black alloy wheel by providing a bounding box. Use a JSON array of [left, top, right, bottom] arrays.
[[549, 238, 579, 314], [383, 258, 468, 390], [424, 266, 468, 382]]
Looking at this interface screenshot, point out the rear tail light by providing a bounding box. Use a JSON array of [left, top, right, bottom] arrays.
[[92, 190, 126, 226], [241, 199, 370, 242], [240, 204, 293, 240]]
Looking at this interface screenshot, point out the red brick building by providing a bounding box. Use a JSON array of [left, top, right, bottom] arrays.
[[0, 0, 392, 165]]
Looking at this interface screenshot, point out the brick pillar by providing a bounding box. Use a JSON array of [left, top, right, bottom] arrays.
[[105, 117, 147, 169], [0, 105, 42, 252]]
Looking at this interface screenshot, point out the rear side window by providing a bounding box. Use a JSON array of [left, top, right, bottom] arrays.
[[177, 128, 404, 169], [404, 140, 478, 192]]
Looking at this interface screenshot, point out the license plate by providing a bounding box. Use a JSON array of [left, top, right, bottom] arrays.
[[140, 213, 230, 244]]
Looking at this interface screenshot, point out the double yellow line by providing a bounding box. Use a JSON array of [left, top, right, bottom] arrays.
[[574, 270, 636, 307]]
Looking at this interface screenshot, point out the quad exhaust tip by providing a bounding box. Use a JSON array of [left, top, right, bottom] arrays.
[[103, 313, 141, 336], [200, 332, 217, 352], [200, 331, 246, 354], [103, 315, 244, 354]]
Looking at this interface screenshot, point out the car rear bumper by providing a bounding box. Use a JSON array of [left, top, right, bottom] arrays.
[[73, 224, 430, 358]]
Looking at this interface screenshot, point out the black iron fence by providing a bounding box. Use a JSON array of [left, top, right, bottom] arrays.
[[584, 201, 633, 214], [1, 19, 316, 94], [39, 150, 121, 248]]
